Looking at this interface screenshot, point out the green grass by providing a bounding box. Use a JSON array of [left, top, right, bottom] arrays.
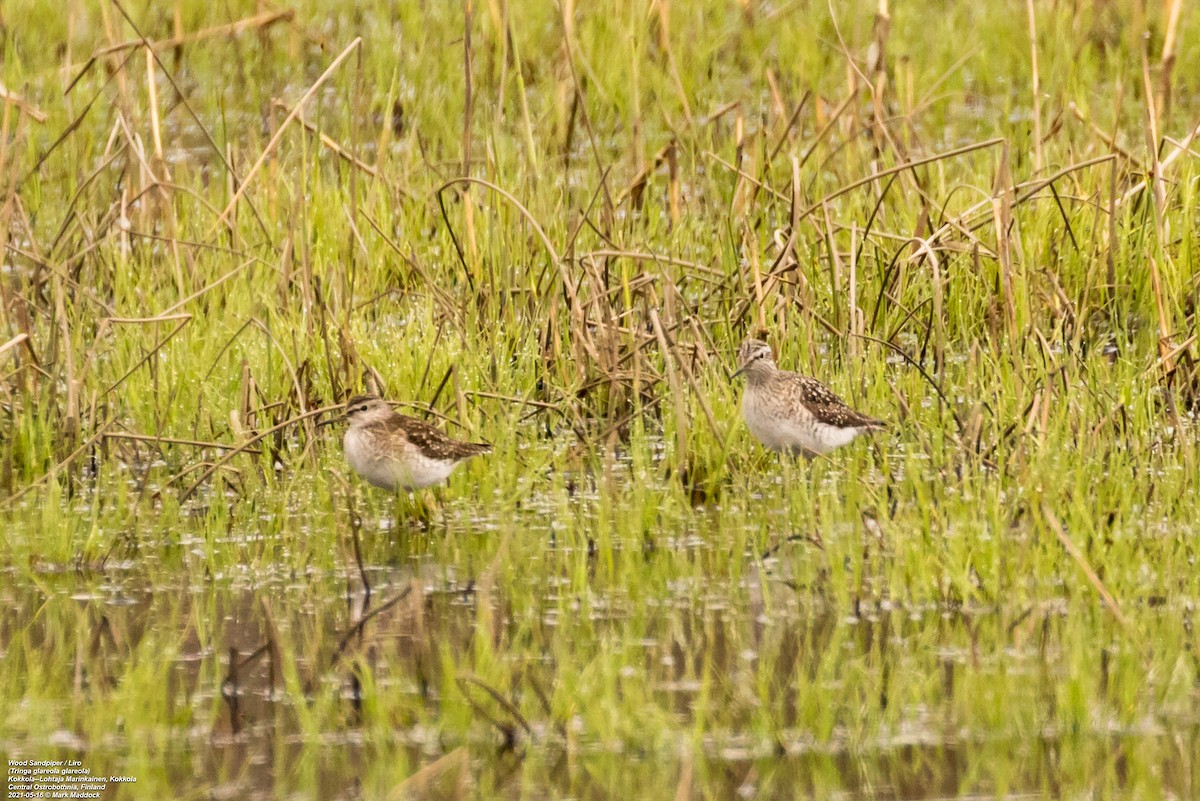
[[1, 0, 1199, 798]]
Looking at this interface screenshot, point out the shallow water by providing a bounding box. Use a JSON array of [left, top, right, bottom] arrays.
[[4, 473, 1198, 800]]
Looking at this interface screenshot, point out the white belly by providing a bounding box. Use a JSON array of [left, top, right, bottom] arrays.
[[344, 429, 459, 490], [742, 395, 861, 457]]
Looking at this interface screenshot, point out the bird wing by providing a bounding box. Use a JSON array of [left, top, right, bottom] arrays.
[[782, 372, 886, 429], [393, 414, 492, 460]]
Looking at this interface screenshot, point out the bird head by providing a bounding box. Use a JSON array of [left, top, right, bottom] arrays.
[[732, 337, 774, 378], [319, 394, 394, 427]]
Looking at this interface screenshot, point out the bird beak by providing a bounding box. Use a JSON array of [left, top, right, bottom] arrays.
[[731, 363, 748, 379], [317, 411, 347, 428]]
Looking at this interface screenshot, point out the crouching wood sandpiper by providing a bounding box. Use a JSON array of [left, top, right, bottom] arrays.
[[732, 337, 886, 458], [320, 394, 491, 491]]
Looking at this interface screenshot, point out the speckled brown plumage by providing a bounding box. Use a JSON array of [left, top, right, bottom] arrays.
[[331, 394, 490, 490], [772, 373, 886, 430], [343, 395, 491, 462], [734, 337, 885, 457]]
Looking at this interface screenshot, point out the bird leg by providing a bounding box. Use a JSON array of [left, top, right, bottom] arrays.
[[401, 489, 440, 529]]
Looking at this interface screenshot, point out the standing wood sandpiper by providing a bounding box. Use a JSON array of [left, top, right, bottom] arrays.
[[732, 337, 885, 458], [321, 394, 490, 491]]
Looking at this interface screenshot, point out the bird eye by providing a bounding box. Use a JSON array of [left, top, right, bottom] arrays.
[[359, 405, 368, 412]]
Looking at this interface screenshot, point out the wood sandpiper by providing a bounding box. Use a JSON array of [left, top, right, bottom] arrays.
[[732, 337, 885, 458], [321, 394, 491, 491]]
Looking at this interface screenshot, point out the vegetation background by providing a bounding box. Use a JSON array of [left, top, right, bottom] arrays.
[[1, 0, 1198, 798]]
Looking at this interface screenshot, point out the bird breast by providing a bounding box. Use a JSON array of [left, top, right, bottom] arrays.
[[742, 388, 805, 452], [344, 427, 460, 490], [742, 386, 861, 456]]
